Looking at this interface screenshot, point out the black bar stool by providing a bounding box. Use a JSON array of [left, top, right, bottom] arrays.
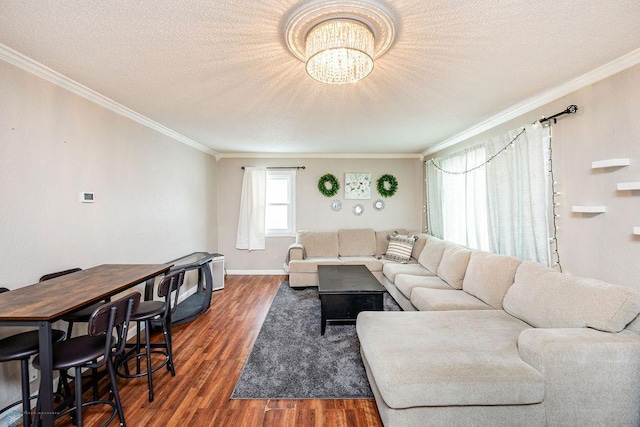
[[117, 270, 185, 402], [33, 292, 141, 427], [0, 287, 66, 427], [39, 268, 110, 401]]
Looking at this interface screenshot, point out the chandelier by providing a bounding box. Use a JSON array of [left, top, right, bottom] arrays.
[[285, 1, 395, 85]]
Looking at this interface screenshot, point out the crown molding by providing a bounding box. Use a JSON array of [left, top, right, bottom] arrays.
[[217, 152, 422, 159], [422, 47, 640, 157], [0, 43, 218, 157]]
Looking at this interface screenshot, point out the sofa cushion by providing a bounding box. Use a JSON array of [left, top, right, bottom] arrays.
[[339, 256, 383, 272], [287, 257, 341, 273], [356, 310, 543, 408], [417, 235, 447, 273], [383, 262, 433, 283], [410, 233, 428, 260], [503, 261, 640, 333], [462, 251, 522, 309], [626, 314, 640, 333], [297, 231, 338, 258], [338, 228, 376, 256], [436, 245, 472, 290], [411, 288, 494, 311], [384, 234, 417, 263], [395, 274, 453, 300]]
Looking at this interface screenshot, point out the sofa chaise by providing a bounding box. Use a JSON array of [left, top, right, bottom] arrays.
[[358, 243, 640, 426]]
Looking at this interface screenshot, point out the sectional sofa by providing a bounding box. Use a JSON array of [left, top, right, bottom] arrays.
[[286, 228, 422, 287], [286, 229, 640, 426], [362, 234, 640, 426]]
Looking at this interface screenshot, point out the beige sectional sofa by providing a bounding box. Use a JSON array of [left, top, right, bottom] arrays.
[[383, 235, 523, 312], [357, 233, 640, 426], [286, 228, 425, 287], [287, 229, 640, 424]]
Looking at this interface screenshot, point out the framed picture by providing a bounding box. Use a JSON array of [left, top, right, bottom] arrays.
[[345, 173, 371, 199]]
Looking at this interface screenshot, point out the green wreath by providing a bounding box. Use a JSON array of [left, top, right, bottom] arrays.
[[377, 174, 398, 198], [318, 173, 340, 197]]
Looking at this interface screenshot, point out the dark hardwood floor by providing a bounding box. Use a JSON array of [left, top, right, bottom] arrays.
[[65, 275, 383, 426]]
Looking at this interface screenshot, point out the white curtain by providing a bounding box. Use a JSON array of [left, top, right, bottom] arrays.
[[426, 161, 444, 238], [236, 167, 267, 250], [486, 124, 550, 264], [425, 124, 550, 264], [428, 145, 489, 250]]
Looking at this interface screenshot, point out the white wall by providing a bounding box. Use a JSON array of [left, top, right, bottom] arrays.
[[217, 157, 424, 272], [0, 60, 218, 408], [427, 64, 640, 289]]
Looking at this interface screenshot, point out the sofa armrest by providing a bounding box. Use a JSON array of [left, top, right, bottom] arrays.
[[519, 327, 640, 368], [518, 328, 640, 425], [287, 243, 305, 263]]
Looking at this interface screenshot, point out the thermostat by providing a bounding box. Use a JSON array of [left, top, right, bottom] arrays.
[[80, 192, 95, 203]]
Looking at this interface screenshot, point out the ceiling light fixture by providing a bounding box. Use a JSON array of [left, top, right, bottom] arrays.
[[285, 0, 395, 85], [306, 19, 374, 84]]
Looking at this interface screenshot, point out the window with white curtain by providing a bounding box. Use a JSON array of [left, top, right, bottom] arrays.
[[426, 124, 550, 265], [438, 145, 490, 251], [265, 170, 296, 237]]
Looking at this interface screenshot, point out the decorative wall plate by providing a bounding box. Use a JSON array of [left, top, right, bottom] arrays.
[[331, 200, 342, 211], [352, 204, 364, 216], [373, 199, 385, 211]]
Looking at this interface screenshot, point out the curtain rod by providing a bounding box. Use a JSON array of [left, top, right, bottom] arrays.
[[423, 105, 579, 164], [240, 166, 306, 170], [538, 104, 578, 124]]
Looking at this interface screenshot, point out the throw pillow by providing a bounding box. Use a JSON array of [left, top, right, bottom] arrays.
[[384, 234, 417, 264]]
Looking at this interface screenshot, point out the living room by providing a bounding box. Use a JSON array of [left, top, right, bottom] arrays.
[[1, 1, 640, 426]]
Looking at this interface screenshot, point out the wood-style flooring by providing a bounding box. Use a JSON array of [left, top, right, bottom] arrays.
[[67, 275, 383, 427]]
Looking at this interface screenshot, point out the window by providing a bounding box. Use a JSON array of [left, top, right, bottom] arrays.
[[426, 125, 550, 265], [265, 170, 296, 237]]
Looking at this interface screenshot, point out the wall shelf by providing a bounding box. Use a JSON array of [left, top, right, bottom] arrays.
[[571, 206, 606, 213], [617, 182, 640, 191], [591, 158, 630, 168]]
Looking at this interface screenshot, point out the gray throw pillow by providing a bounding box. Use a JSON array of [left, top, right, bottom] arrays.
[[384, 234, 417, 264]]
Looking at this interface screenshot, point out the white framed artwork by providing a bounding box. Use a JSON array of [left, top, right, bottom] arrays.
[[345, 173, 371, 199]]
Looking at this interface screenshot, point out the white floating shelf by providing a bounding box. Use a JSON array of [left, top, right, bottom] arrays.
[[572, 206, 607, 213], [591, 158, 630, 168], [634, 227, 640, 236], [617, 182, 640, 191]]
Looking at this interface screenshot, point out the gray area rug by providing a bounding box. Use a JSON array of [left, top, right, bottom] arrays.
[[231, 281, 401, 399]]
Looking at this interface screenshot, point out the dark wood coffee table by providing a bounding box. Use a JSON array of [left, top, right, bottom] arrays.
[[317, 264, 386, 335]]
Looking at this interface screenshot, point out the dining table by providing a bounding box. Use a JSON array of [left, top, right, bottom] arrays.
[[0, 263, 172, 427]]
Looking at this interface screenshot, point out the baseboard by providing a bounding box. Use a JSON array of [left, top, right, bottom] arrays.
[[178, 285, 198, 302], [226, 270, 288, 275]]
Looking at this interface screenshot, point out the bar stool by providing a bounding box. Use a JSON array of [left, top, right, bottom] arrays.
[[0, 287, 66, 427], [117, 270, 184, 402], [33, 292, 141, 427], [40, 268, 109, 401]]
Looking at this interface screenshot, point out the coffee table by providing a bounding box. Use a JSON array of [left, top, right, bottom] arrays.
[[317, 264, 386, 335]]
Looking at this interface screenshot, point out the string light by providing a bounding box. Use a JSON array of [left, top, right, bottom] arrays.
[[547, 124, 563, 272], [429, 128, 526, 174]]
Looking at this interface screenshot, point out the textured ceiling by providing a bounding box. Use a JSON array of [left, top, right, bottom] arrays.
[[1, 0, 640, 155]]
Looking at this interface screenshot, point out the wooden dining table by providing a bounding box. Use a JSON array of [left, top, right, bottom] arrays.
[[0, 263, 172, 427]]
